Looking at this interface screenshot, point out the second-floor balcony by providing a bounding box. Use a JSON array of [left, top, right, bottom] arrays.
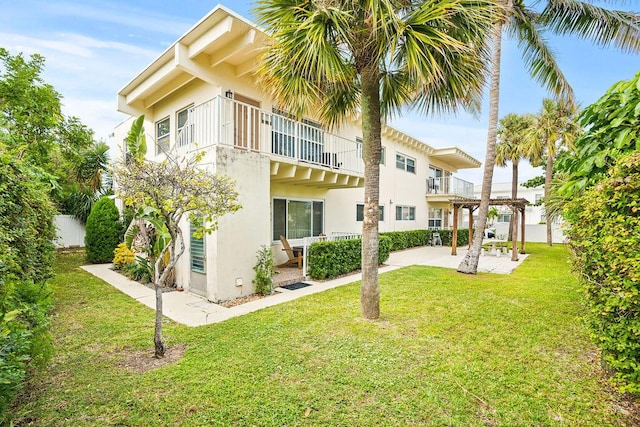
[[173, 96, 364, 181], [426, 176, 475, 199]]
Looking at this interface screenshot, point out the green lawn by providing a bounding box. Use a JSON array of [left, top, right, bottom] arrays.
[[8, 244, 637, 426]]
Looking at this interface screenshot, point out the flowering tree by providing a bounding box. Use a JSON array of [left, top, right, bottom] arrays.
[[113, 154, 240, 357]]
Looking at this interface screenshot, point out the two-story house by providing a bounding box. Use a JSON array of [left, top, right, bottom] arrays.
[[113, 5, 480, 302]]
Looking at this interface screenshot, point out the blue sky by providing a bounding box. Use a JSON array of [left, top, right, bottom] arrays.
[[1, 1, 638, 184]]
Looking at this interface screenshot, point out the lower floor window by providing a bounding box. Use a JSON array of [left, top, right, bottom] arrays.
[[428, 208, 442, 229], [190, 220, 205, 273], [395, 205, 415, 221], [273, 198, 324, 240], [356, 204, 385, 221]]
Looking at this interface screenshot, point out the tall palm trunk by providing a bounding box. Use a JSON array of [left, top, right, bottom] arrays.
[[360, 65, 382, 319], [545, 153, 553, 246], [510, 160, 519, 260], [458, 17, 505, 274], [507, 160, 519, 241]]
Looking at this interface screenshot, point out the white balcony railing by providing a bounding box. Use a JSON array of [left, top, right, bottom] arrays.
[[427, 176, 474, 198], [173, 96, 363, 175]]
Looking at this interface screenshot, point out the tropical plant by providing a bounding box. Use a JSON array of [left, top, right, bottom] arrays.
[[564, 152, 640, 393], [113, 152, 241, 358], [458, 0, 640, 273], [495, 113, 534, 243], [255, 0, 496, 319], [525, 98, 580, 245], [557, 70, 640, 196], [253, 246, 275, 295], [85, 196, 122, 263], [0, 48, 103, 221]]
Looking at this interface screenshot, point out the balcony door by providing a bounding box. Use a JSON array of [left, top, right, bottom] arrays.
[[233, 93, 260, 151]]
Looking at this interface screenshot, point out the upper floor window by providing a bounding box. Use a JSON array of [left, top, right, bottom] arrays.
[[535, 193, 543, 204], [156, 117, 170, 155], [396, 153, 415, 173], [176, 105, 194, 147], [356, 138, 386, 165]]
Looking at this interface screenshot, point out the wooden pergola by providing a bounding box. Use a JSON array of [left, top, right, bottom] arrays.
[[451, 198, 530, 261]]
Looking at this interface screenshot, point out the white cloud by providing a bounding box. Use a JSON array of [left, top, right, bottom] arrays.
[[38, 2, 192, 37]]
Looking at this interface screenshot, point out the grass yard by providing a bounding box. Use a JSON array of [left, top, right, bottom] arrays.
[[8, 244, 638, 426]]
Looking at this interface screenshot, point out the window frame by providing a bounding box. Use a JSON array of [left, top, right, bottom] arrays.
[[395, 205, 416, 221], [155, 116, 170, 155], [428, 207, 443, 229], [396, 153, 416, 173], [176, 104, 194, 147], [272, 197, 325, 241], [189, 219, 206, 274]]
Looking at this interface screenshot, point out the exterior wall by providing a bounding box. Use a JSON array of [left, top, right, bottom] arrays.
[[212, 146, 271, 301], [54, 215, 86, 248]]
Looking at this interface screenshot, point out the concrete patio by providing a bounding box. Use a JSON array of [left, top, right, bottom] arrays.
[[82, 245, 528, 327]]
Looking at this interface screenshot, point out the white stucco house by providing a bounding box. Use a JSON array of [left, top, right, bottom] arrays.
[[113, 5, 481, 302]]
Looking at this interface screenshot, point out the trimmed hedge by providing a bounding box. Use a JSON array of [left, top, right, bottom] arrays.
[[380, 230, 430, 251], [437, 229, 469, 247], [307, 236, 391, 280], [85, 197, 122, 263], [380, 228, 469, 251]]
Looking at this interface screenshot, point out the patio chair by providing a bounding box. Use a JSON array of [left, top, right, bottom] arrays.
[[277, 235, 303, 268]]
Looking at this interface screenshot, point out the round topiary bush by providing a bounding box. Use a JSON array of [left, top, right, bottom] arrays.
[[85, 196, 122, 263]]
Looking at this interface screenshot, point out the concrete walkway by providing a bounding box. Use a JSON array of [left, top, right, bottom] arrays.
[[81, 245, 528, 327]]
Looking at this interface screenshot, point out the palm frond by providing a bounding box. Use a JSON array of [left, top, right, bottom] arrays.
[[508, 7, 575, 103], [541, 0, 640, 53]]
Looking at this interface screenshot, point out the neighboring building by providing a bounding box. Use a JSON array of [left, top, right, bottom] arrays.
[[473, 182, 565, 243], [114, 5, 480, 302]]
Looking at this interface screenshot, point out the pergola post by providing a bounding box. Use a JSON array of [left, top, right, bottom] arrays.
[[468, 208, 474, 249], [511, 208, 519, 261], [452, 205, 458, 255], [520, 207, 526, 254]]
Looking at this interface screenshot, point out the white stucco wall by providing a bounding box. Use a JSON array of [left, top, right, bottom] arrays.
[[212, 146, 272, 302]]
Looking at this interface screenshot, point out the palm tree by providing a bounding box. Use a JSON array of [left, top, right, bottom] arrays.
[[457, 0, 640, 274], [495, 113, 534, 250], [526, 98, 579, 246], [255, 0, 496, 319]]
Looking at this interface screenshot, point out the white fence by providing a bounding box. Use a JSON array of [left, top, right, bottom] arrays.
[[301, 232, 362, 277], [493, 223, 566, 243], [54, 215, 86, 248]]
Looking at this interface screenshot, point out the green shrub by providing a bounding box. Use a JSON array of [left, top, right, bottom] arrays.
[[307, 236, 391, 280], [380, 230, 431, 251], [85, 196, 122, 263], [122, 256, 153, 284], [436, 228, 469, 246], [565, 152, 640, 393], [378, 229, 469, 250], [253, 245, 275, 295], [0, 153, 55, 419]]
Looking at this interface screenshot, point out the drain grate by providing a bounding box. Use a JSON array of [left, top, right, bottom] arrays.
[[280, 282, 312, 291]]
